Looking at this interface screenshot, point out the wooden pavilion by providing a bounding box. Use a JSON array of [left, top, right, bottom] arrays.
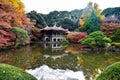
[[41, 25, 68, 42]]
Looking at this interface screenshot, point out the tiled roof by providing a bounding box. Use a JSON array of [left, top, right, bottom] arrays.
[[41, 25, 68, 32]]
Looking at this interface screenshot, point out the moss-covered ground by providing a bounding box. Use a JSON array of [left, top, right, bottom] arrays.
[[0, 63, 37, 80]]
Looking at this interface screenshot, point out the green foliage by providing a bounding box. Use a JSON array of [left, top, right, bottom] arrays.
[[70, 9, 83, 21], [111, 29, 120, 42], [61, 38, 69, 45], [12, 27, 29, 46], [0, 63, 37, 80], [96, 62, 120, 80], [46, 10, 80, 31], [79, 2, 100, 34], [80, 31, 112, 47], [58, 18, 78, 31], [79, 38, 96, 46], [102, 7, 120, 19], [27, 10, 82, 31], [84, 11, 100, 34], [79, 2, 93, 29], [27, 10, 47, 28]]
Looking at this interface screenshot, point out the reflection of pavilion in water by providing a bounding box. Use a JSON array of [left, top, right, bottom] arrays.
[[43, 43, 64, 55], [44, 43, 61, 48]]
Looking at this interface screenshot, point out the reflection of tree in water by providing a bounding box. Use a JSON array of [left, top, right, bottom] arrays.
[[77, 52, 120, 80], [0, 44, 45, 69], [30, 53, 79, 71], [0, 43, 72, 70], [29, 43, 80, 70], [0, 46, 33, 69], [65, 44, 87, 54]]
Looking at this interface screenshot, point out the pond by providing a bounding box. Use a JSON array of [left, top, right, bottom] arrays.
[[0, 43, 120, 80]]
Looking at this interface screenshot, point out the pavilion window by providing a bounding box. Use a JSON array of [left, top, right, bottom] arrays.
[[46, 38, 50, 41], [57, 39, 60, 42], [53, 38, 56, 42]]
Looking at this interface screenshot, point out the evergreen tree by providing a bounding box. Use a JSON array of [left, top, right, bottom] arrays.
[[79, 2, 102, 34], [85, 11, 100, 34]]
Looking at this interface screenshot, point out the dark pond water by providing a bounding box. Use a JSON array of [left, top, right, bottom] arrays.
[[0, 43, 120, 80]]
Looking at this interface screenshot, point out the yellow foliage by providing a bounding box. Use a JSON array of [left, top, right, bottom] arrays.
[[79, 19, 85, 26], [94, 3, 101, 17], [100, 15, 105, 20], [93, 3, 106, 21], [0, 0, 24, 13], [0, 0, 32, 30], [67, 32, 80, 40]]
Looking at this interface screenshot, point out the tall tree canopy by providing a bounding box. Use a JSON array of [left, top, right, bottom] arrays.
[[102, 7, 120, 19], [0, 1, 31, 30], [79, 2, 103, 34], [84, 11, 100, 34], [0, 0, 33, 48], [27, 10, 47, 29], [27, 10, 81, 31], [79, 2, 93, 29], [0, 0, 24, 13]]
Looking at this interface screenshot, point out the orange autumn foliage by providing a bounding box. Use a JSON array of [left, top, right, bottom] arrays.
[[67, 32, 87, 43], [0, 2, 32, 30], [0, 0, 24, 13], [0, 1, 33, 49]]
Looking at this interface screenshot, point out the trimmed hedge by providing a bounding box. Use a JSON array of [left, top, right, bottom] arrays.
[[0, 63, 37, 80], [96, 62, 120, 80]]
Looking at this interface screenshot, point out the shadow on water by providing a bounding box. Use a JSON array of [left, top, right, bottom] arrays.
[[0, 43, 120, 80]]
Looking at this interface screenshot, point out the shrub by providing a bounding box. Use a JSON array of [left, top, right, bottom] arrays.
[[111, 29, 120, 42], [71, 33, 87, 43], [96, 62, 120, 80], [12, 27, 29, 46], [0, 63, 37, 80], [67, 32, 80, 42], [80, 31, 112, 47], [67, 32, 87, 43], [79, 37, 96, 46]]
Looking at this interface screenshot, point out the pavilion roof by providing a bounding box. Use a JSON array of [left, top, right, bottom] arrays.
[[41, 25, 68, 32]]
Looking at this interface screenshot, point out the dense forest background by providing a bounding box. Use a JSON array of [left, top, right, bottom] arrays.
[[27, 7, 120, 31], [27, 9, 83, 31]]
